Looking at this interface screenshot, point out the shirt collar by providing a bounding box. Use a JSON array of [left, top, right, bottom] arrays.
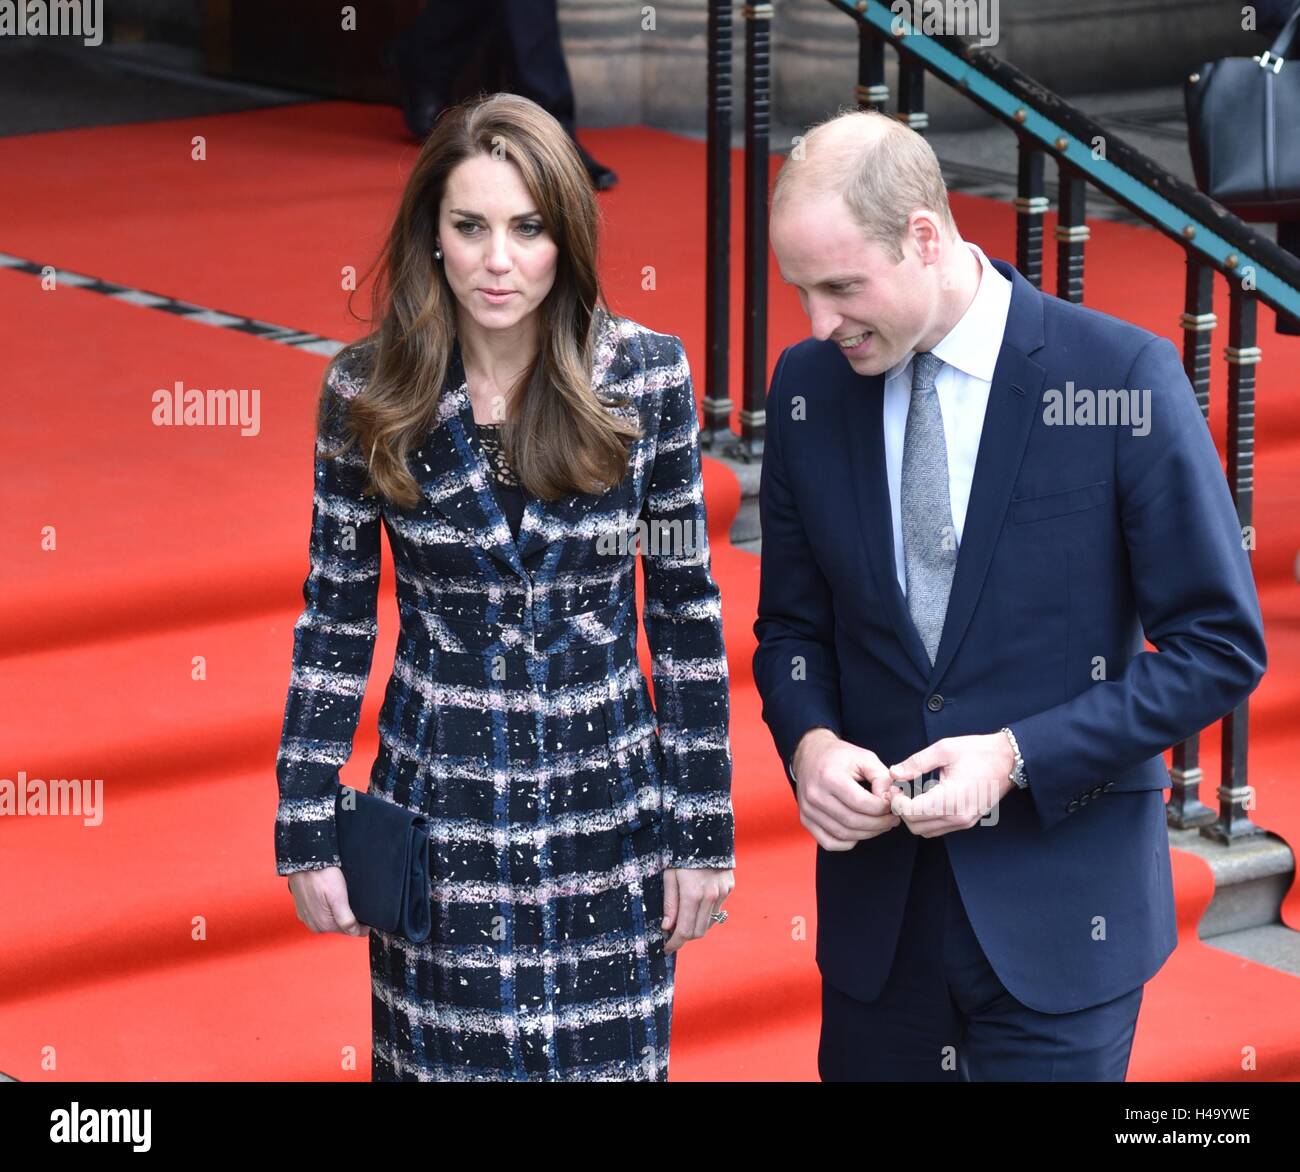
[[886, 241, 1011, 384]]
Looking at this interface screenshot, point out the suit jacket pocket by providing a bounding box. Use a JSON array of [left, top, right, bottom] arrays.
[[1009, 479, 1109, 524]]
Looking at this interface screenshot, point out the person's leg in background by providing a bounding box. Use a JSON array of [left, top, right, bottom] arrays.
[[494, 0, 576, 138], [493, 0, 618, 189], [385, 0, 485, 140]]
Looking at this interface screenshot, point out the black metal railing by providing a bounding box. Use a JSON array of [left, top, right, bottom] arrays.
[[703, 0, 1300, 845]]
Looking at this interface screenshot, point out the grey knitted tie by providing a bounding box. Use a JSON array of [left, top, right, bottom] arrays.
[[901, 351, 956, 664]]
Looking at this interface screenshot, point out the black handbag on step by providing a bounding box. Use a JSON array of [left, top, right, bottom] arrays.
[[1186, 4, 1300, 221], [335, 786, 432, 942]]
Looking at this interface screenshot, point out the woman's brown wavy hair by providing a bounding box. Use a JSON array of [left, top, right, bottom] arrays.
[[323, 92, 641, 510]]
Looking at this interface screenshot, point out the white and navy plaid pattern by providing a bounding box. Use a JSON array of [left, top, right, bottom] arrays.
[[273, 310, 734, 1080]]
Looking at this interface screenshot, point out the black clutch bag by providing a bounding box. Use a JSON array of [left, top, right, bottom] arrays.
[[1186, 6, 1300, 221], [335, 786, 432, 942]]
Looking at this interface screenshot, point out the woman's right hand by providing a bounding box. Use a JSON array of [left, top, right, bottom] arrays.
[[286, 866, 371, 936]]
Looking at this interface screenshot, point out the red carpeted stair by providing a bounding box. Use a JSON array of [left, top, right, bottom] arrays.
[[1, 101, 1296, 1081]]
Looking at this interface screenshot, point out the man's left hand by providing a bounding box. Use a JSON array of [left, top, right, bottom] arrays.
[[887, 734, 1017, 838]]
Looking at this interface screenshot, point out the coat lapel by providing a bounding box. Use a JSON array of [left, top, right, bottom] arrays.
[[412, 313, 634, 580], [926, 261, 1046, 684], [845, 258, 1047, 686], [845, 376, 934, 683], [415, 359, 523, 579]]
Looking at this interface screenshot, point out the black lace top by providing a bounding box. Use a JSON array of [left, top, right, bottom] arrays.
[[472, 421, 526, 538]]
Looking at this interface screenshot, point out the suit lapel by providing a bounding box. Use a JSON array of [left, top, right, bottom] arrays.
[[845, 259, 1047, 685], [845, 377, 934, 683], [926, 261, 1045, 684]]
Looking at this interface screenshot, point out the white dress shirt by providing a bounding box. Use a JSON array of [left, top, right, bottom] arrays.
[[883, 241, 1012, 594]]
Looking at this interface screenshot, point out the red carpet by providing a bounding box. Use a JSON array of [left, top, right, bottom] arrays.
[[1, 100, 1297, 1081]]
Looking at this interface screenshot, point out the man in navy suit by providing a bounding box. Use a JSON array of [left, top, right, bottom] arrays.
[[752, 110, 1267, 1081]]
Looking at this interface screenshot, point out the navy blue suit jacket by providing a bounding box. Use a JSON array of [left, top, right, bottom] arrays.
[[752, 257, 1267, 1014]]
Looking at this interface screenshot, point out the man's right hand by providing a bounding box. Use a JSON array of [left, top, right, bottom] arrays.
[[791, 728, 900, 851], [286, 865, 371, 936]]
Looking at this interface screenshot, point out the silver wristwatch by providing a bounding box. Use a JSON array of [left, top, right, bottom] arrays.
[[1000, 726, 1028, 789]]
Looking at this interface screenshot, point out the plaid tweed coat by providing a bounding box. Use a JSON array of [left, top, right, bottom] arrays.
[[273, 310, 735, 1081]]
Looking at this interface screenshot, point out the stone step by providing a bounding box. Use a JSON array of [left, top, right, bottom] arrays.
[[1170, 828, 1300, 975]]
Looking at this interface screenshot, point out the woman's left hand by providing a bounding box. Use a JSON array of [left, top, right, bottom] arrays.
[[661, 866, 734, 955]]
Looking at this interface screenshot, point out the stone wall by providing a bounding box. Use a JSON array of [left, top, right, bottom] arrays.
[[558, 0, 1266, 134]]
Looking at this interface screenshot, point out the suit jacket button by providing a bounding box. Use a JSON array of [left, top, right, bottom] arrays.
[[926, 694, 944, 712]]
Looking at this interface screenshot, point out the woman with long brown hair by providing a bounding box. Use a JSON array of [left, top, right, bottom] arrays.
[[272, 92, 735, 1080]]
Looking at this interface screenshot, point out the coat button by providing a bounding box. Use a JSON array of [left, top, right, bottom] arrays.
[[927, 694, 944, 712]]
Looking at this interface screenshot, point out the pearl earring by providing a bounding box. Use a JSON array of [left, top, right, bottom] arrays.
[[435, 244, 443, 261]]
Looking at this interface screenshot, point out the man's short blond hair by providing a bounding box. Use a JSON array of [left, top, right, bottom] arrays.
[[772, 107, 959, 264]]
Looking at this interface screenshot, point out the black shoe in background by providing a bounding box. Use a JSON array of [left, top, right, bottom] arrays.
[[575, 141, 618, 191], [382, 36, 448, 142]]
